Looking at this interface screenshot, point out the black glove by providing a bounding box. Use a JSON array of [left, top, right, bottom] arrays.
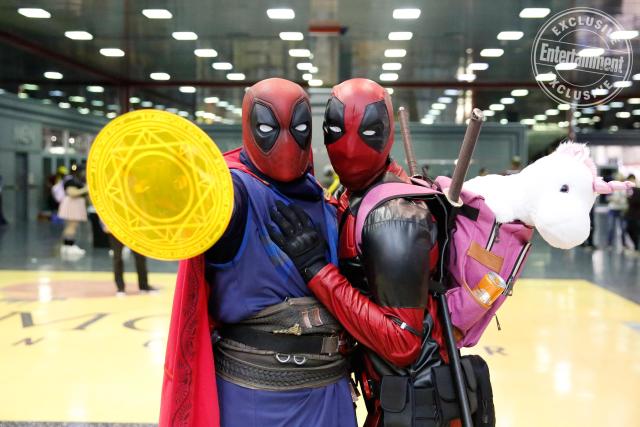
[[268, 200, 329, 282]]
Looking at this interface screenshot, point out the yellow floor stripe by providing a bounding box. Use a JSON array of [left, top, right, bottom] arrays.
[[0, 272, 638, 426]]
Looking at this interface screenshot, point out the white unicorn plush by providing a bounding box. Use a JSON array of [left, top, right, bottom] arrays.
[[463, 142, 635, 249]]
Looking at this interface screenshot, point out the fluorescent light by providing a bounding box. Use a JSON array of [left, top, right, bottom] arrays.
[[574, 111, 582, 117], [519, 8, 550, 18], [535, 73, 556, 81], [616, 112, 631, 118], [610, 102, 624, 108], [545, 109, 559, 116], [555, 62, 577, 70], [432, 103, 447, 110], [100, 48, 125, 57], [596, 105, 610, 111], [388, 32, 413, 41], [482, 110, 495, 117], [18, 8, 50, 18], [172, 32, 198, 40], [78, 107, 90, 114], [628, 98, 640, 104], [267, 8, 295, 19], [421, 117, 434, 125], [49, 90, 64, 96], [480, 48, 504, 57], [577, 117, 591, 124], [609, 30, 638, 40], [212, 62, 233, 70], [44, 71, 63, 80], [438, 97, 452, 103], [154, 105, 165, 110], [386, 88, 394, 95], [511, 89, 529, 96], [180, 86, 196, 93], [308, 66, 319, 73], [65, 31, 93, 40], [87, 85, 104, 93], [380, 73, 399, 82], [289, 49, 311, 57], [457, 73, 476, 82], [497, 31, 523, 40], [194, 49, 217, 57], [225, 105, 235, 111], [91, 100, 104, 107], [578, 48, 604, 57], [393, 8, 421, 19], [69, 96, 85, 103], [633, 109, 640, 115], [106, 112, 117, 118], [308, 79, 323, 87], [591, 88, 609, 96], [534, 114, 547, 121], [468, 62, 489, 71], [129, 97, 141, 104], [429, 110, 441, 116], [296, 62, 313, 71], [233, 108, 242, 115], [613, 81, 632, 88], [280, 32, 303, 41], [557, 103, 571, 110], [178, 111, 189, 117], [634, 73, 640, 80], [58, 102, 71, 109], [141, 101, 153, 107], [226, 73, 245, 81], [217, 101, 229, 107], [18, 93, 29, 99], [500, 118, 508, 124], [142, 9, 172, 19], [444, 89, 462, 96], [166, 108, 178, 113], [384, 49, 407, 58], [150, 72, 170, 80], [500, 97, 515, 104], [22, 84, 39, 91], [489, 104, 505, 111], [302, 73, 312, 81], [382, 63, 402, 71], [204, 97, 219, 104]]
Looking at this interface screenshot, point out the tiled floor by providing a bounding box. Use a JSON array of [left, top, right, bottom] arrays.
[[0, 215, 638, 426]]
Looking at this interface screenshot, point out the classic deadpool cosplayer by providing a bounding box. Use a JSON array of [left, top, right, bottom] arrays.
[[270, 78, 449, 426], [160, 78, 357, 427]]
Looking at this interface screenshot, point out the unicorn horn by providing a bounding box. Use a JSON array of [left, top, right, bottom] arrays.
[[593, 177, 636, 194]]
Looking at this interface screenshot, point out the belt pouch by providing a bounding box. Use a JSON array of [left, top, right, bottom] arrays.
[[432, 358, 478, 422], [380, 375, 414, 427]]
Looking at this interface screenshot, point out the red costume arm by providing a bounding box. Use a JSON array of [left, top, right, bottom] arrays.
[[309, 263, 424, 367]]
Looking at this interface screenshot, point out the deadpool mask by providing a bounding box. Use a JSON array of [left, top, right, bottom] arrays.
[[242, 78, 312, 182], [323, 78, 394, 191]]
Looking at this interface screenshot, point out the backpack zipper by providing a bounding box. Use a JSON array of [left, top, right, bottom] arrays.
[[485, 221, 500, 250], [503, 242, 531, 296]]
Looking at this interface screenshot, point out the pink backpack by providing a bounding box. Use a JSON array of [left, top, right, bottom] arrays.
[[355, 176, 533, 348]]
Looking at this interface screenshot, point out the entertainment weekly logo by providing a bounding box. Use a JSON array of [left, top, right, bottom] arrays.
[[531, 7, 633, 107]]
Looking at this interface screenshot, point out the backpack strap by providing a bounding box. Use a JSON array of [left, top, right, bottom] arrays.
[[354, 180, 439, 252]]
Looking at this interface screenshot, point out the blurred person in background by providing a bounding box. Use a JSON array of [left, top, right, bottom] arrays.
[[607, 172, 628, 249], [58, 164, 88, 257], [0, 175, 7, 226], [49, 166, 68, 223], [504, 155, 522, 175], [101, 222, 154, 296], [478, 167, 488, 176], [625, 174, 640, 251]]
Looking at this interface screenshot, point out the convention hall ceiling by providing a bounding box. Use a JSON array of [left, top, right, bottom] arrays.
[[0, 0, 638, 131]]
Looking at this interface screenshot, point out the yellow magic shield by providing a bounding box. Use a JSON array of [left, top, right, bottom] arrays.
[[87, 109, 233, 260]]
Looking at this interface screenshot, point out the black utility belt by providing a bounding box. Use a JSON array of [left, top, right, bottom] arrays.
[[380, 355, 494, 427], [219, 324, 343, 355]]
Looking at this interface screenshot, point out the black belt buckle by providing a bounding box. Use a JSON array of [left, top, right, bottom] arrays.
[[321, 335, 340, 355]]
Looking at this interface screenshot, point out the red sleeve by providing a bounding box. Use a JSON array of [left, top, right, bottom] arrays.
[[309, 263, 424, 367]]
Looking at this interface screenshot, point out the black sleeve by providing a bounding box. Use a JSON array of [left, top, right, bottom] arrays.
[[360, 198, 437, 307], [205, 173, 249, 264]]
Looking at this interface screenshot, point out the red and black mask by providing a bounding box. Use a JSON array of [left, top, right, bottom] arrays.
[[323, 78, 394, 191], [242, 78, 312, 182]]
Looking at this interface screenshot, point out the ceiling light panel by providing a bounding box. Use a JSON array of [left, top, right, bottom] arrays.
[[142, 9, 172, 19]]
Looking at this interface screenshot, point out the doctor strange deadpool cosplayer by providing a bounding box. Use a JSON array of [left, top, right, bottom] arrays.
[[160, 78, 357, 427], [269, 78, 452, 426]]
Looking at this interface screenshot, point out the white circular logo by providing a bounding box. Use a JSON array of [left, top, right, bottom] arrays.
[[531, 7, 633, 107]]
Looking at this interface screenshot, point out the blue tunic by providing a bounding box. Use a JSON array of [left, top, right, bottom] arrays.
[[206, 162, 357, 427]]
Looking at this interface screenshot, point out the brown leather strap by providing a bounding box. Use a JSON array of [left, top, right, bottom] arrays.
[[467, 241, 503, 272]]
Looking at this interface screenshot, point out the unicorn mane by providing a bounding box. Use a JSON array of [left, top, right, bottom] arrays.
[[553, 141, 597, 178]]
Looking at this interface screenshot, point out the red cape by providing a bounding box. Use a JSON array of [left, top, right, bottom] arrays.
[[159, 148, 259, 427]]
